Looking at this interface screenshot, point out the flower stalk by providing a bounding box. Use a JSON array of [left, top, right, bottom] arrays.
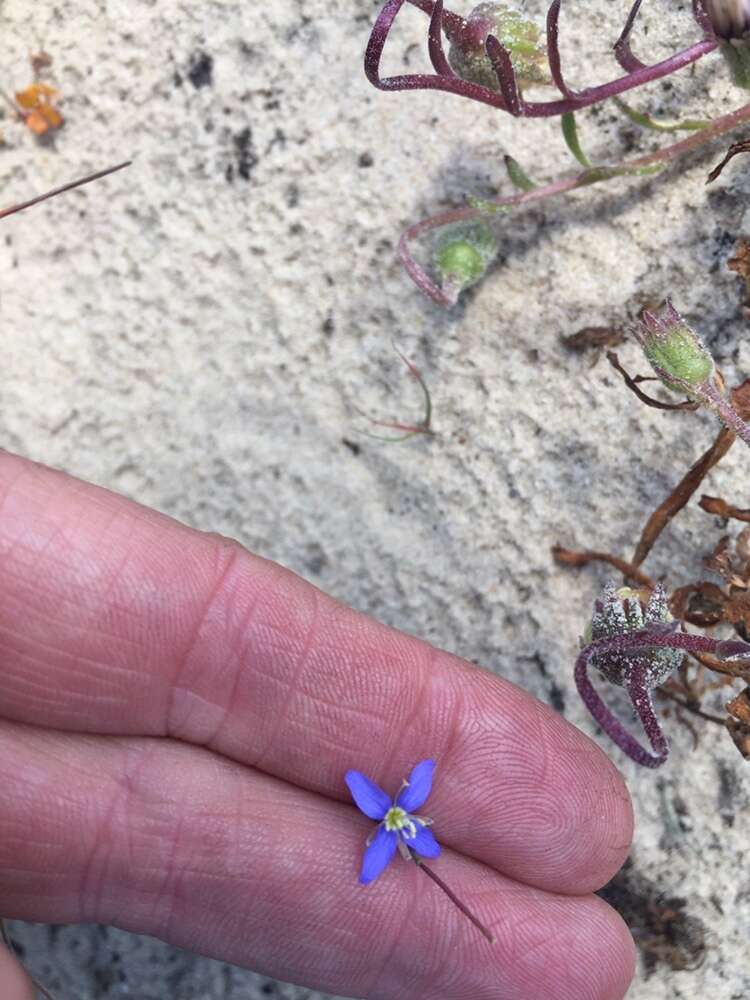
[[411, 853, 495, 943]]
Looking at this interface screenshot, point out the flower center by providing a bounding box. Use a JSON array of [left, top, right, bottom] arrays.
[[384, 806, 417, 839]]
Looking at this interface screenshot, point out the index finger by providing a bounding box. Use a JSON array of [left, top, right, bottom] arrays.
[[0, 450, 632, 892]]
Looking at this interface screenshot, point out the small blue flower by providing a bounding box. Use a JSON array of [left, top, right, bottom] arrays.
[[345, 759, 441, 885]]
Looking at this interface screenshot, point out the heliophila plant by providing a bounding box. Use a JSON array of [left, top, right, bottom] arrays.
[[366, 0, 750, 304]]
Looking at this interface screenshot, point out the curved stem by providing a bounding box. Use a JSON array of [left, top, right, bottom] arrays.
[[626, 667, 669, 766], [547, 0, 575, 97], [575, 627, 750, 766], [364, 0, 505, 107], [614, 0, 647, 73], [700, 380, 750, 449], [427, 0, 455, 76], [399, 98, 750, 304], [575, 652, 669, 767], [485, 35, 524, 116], [366, 0, 717, 116]]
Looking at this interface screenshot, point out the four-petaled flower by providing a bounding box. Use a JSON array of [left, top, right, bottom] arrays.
[[345, 759, 440, 884]]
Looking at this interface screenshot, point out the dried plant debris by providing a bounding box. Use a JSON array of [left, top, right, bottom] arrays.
[[607, 350, 699, 412], [598, 862, 706, 977], [561, 325, 625, 365], [726, 687, 750, 758], [353, 348, 434, 443], [632, 426, 734, 569], [707, 138, 750, 184], [700, 495, 750, 522], [555, 362, 750, 756], [552, 545, 654, 588], [728, 238, 750, 315]]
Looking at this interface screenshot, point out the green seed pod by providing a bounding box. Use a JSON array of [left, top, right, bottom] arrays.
[[635, 301, 715, 397], [586, 584, 683, 689], [447, 3, 549, 92], [434, 221, 498, 294]]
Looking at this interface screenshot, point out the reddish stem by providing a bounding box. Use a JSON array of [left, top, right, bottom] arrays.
[[613, 0, 647, 73], [366, 0, 717, 117], [575, 628, 750, 767], [399, 98, 750, 304]]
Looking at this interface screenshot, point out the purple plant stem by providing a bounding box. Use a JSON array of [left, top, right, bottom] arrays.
[[547, 0, 575, 97], [575, 628, 750, 767], [366, 0, 717, 117], [398, 0, 465, 35], [700, 381, 750, 449], [365, 0, 508, 107], [487, 38, 718, 118], [613, 0, 647, 73], [427, 0, 455, 77], [399, 98, 750, 304], [485, 35, 525, 116], [412, 856, 495, 944], [575, 654, 668, 767], [692, 0, 713, 34]]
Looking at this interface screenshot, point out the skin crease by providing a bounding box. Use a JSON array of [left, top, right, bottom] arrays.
[[0, 450, 637, 1000]]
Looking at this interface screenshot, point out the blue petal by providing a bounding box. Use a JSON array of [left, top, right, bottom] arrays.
[[345, 770, 391, 820], [396, 759, 436, 812], [406, 825, 441, 859], [360, 826, 398, 885]]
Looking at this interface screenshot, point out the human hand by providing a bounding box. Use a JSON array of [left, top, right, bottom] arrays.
[[0, 450, 635, 1000]]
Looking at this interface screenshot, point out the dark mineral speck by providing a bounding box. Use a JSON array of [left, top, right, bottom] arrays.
[[187, 51, 213, 88]]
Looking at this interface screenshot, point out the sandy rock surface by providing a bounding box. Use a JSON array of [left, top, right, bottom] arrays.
[[1, 0, 749, 997]]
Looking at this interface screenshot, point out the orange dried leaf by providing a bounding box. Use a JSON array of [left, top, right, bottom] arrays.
[[38, 104, 63, 127], [15, 82, 58, 109], [727, 687, 750, 726], [24, 110, 51, 135]]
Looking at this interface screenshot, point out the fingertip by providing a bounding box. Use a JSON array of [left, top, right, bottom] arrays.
[[549, 731, 635, 893], [586, 893, 638, 1000]]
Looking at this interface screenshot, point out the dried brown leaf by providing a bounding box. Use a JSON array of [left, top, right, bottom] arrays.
[[706, 138, 750, 184], [727, 686, 750, 725], [700, 494, 750, 522], [551, 545, 655, 587], [670, 581, 727, 626], [726, 718, 750, 759], [632, 427, 735, 568]]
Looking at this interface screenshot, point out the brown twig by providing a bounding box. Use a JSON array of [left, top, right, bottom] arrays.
[[689, 649, 750, 682], [706, 138, 750, 183], [551, 545, 655, 588], [606, 351, 699, 411], [0, 161, 131, 220], [657, 687, 726, 725], [699, 495, 750, 522]]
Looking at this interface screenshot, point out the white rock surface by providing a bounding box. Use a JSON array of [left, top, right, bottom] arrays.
[[1, 0, 749, 997]]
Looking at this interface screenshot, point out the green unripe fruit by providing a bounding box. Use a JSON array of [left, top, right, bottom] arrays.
[[636, 302, 716, 398], [643, 329, 714, 387], [436, 241, 484, 285], [447, 2, 549, 92], [434, 221, 498, 293]]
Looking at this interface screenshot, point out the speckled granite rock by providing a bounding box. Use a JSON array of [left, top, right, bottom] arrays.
[[1, 0, 749, 997]]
